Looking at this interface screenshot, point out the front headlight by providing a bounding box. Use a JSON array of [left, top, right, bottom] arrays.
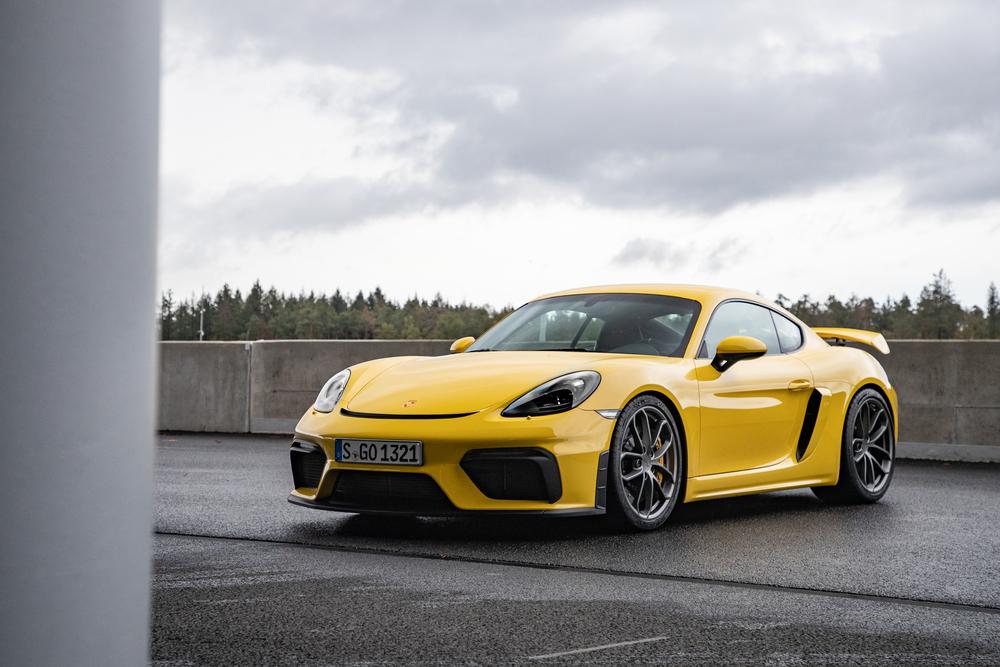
[[313, 369, 350, 413], [502, 371, 601, 417]]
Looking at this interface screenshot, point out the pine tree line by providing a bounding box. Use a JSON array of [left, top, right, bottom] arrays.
[[158, 282, 508, 341], [159, 271, 999, 341], [777, 271, 999, 339]]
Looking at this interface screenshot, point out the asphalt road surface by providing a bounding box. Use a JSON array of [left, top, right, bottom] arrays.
[[154, 434, 1000, 665]]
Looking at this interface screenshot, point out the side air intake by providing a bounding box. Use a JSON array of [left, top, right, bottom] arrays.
[[796, 390, 823, 461]]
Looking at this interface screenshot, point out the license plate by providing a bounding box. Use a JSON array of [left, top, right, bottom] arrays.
[[334, 438, 423, 466]]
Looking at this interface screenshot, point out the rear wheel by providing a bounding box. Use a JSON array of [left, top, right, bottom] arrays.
[[607, 395, 684, 531], [812, 388, 895, 504]]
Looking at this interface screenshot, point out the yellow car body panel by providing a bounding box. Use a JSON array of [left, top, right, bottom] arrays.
[[290, 284, 899, 515], [693, 353, 816, 476]]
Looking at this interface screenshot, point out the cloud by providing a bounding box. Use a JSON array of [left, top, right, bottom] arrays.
[[703, 239, 749, 273], [612, 238, 690, 268], [612, 235, 748, 274], [164, 0, 1000, 233]]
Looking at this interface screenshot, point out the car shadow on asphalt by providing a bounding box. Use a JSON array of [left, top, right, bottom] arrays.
[[286, 489, 853, 544]]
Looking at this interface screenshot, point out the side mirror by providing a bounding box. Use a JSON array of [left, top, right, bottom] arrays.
[[711, 335, 767, 372], [450, 336, 476, 353]]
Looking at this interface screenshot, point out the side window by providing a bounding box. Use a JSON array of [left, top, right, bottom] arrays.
[[771, 311, 803, 353], [701, 301, 781, 358]]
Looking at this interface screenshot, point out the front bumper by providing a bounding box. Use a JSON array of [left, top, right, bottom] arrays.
[[288, 406, 615, 515], [287, 494, 605, 517]]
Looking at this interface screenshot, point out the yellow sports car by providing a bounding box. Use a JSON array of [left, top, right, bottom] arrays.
[[289, 284, 897, 530]]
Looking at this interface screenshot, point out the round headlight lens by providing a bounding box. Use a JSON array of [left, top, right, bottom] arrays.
[[313, 369, 350, 413], [502, 371, 601, 417]]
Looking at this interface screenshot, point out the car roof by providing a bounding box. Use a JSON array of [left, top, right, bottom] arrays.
[[532, 283, 770, 309]]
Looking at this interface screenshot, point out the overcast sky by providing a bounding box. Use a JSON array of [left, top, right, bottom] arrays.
[[161, 1, 1000, 308]]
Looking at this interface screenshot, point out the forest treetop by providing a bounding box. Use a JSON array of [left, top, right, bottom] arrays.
[[159, 271, 999, 341]]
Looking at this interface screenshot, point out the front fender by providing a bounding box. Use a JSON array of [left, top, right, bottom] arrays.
[[580, 357, 700, 476]]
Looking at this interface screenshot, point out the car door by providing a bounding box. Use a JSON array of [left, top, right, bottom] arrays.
[[694, 301, 814, 476]]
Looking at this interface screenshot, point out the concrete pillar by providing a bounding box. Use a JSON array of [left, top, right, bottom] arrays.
[[0, 2, 160, 665]]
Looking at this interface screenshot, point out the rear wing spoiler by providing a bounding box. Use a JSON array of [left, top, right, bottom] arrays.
[[812, 327, 890, 354]]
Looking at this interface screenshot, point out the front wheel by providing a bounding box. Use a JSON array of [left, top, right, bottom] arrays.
[[607, 395, 685, 531], [812, 387, 895, 504]]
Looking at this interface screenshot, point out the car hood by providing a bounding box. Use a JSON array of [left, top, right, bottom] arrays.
[[344, 351, 633, 416]]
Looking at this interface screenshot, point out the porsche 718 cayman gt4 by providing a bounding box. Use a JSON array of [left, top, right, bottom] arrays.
[[289, 284, 897, 530]]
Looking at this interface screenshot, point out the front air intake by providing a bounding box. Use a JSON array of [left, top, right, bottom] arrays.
[[290, 441, 327, 488], [331, 471, 455, 513], [460, 448, 562, 503]]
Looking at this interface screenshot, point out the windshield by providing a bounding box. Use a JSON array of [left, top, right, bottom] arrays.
[[468, 293, 701, 357]]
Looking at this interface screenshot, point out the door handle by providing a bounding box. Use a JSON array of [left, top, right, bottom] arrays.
[[788, 378, 814, 392]]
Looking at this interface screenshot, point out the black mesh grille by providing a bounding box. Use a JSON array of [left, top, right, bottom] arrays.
[[290, 444, 327, 488], [460, 448, 562, 503], [331, 471, 455, 513]]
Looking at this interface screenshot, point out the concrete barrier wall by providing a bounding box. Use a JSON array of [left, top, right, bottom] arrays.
[[159, 342, 251, 433], [879, 341, 1000, 462], [158, 340, 1000, 461]]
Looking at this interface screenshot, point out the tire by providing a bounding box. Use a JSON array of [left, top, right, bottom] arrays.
[[606, 395, 685, 531], [812, 387, 895, 504]]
